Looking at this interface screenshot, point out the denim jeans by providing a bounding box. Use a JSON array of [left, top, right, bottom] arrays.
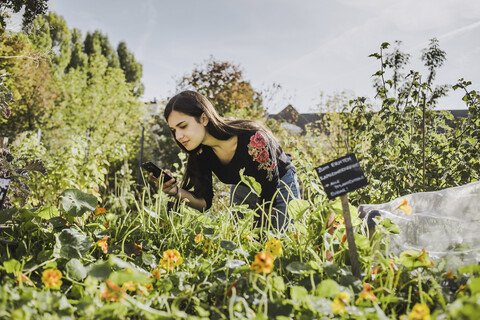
[[230, 167, 300, 231]]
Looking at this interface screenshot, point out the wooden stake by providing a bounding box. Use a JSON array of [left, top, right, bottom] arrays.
[[340, 194, 361, 278]]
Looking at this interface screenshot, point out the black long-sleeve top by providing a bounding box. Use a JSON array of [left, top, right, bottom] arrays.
[[196, 130, 294, 210]]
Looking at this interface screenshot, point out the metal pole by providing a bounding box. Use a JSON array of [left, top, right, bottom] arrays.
[[137, 126, 145, 185]]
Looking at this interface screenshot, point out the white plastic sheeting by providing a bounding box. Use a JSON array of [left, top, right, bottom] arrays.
[[358, 182, 480, 264]]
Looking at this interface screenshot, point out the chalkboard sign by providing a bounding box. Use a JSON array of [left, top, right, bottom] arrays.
[[0, 178, 11, 208], [315, 154, 368, 199]]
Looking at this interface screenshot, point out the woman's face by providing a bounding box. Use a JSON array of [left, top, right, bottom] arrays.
[[167, 110, 207, 151]]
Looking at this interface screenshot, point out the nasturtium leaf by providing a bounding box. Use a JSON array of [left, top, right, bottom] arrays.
[[287, 199, 310, 220], [239, 169, 262, 196], [323, 262, 342, 277], [87, 261, 112, 280], [35, 206, 60, 219], [286, 262, 313, 274], [3, 259, 21, 273], [54, 228, 92, 259], [291, 286, 309, 302], [315, 279, 340, 298], [225, 259, 245, 270], [458, 264, 480, 275], [109, 270, 150, 285], [398, 249, 434, 269], [469, 277, 480, 295], [220, 240, 237, 251], [142, 253, 157, 269], [60, 189, 97, 217], [66, 259, 87, 281], [272, 276, 286, 292]]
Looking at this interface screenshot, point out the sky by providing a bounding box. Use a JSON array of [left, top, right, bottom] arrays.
[[22, 1, 480, 112]]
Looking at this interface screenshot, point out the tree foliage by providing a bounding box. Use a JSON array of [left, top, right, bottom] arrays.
[[0, 0, 49, 31], [0, 34, 56, 137], [177, 57, 264, 118]]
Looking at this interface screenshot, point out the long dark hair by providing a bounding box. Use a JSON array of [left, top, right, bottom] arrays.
[[164, 90, 280, 203]]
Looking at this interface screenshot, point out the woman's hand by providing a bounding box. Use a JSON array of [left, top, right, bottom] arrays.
[[148, 171, 179, 196]]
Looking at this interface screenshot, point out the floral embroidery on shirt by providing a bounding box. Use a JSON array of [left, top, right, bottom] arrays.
[[248, 131, 276, 181]]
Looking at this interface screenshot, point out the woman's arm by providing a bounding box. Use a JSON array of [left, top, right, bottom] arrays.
[[148, 172, 207, 211], [171, 187, 207, 211]]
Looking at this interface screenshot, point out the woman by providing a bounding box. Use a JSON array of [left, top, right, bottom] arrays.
[[151, 91, 299, 231]]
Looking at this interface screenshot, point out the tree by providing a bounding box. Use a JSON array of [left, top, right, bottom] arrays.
[[0, 34, 57, 138], [66, 28, 87, 71], [177, 57, 264, 117], [117, 41, 144, 97], [0, 0, 49, 31], [84, 30, 119, 69], [29, 12, 72, 72]]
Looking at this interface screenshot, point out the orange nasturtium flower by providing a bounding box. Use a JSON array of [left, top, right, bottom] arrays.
[[331, 291, 350, 315], [356, 283, 377, 304], [194, 234, 204, 243], [397, 198, 412, 215], [94, 236, 109, 254], [15, 271, 35, 287], [41, 269, 62, 289], [100, 279, 125, 302], [151, 269, 162, 279], [95, 206, 107, 216], [250, 251, 274, 274], [160, 249, 183, 271], [409, 303, 431, 320], [265, 238, 283, 257]]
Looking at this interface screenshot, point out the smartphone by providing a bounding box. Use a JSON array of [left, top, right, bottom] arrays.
[[141, 161, 174, 182]]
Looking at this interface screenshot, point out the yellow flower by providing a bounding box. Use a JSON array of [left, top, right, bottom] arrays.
[[265, 238, 283, 257], [151, 269, 162, 279], [194, 234, 204, 243], [94, 236, 109, 254], [41, 269, 62, 289], [160, 249, 183, 271], [397, 198, 412, 215], [356, 283, 377, 304], [409, 303, 431, 320], [250, 251, 274, 274], [122, 281, 137, 292], [331, 291, 350, 315]]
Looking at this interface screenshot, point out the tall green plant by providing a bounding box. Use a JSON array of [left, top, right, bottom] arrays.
[[344, 40, 479, 204]]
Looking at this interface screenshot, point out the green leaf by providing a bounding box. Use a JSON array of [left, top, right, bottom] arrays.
[[220, 240, 237, 251], [272, 275, 285, 292], [286, 262, 313, 274], [54, 228, 92, 259], [66, 259, 87, 281], [35, 206, 60, 219], [469, 277, 480, 295], [458, 264, 480, 275], [287, 199, 310, 220], [381, 42, 390, 49], [87, 261, 112, 281], [3, 259, 21, 273], [239, 168, 262, 196], [141, 253, 157, 269], [60, 189, 97, 217], [225, 259, 245, 270], [291, 286, 309, 302], [398, 249, 434, 269], [109, 270, 150, 285], [315, 279, 339, 298]]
